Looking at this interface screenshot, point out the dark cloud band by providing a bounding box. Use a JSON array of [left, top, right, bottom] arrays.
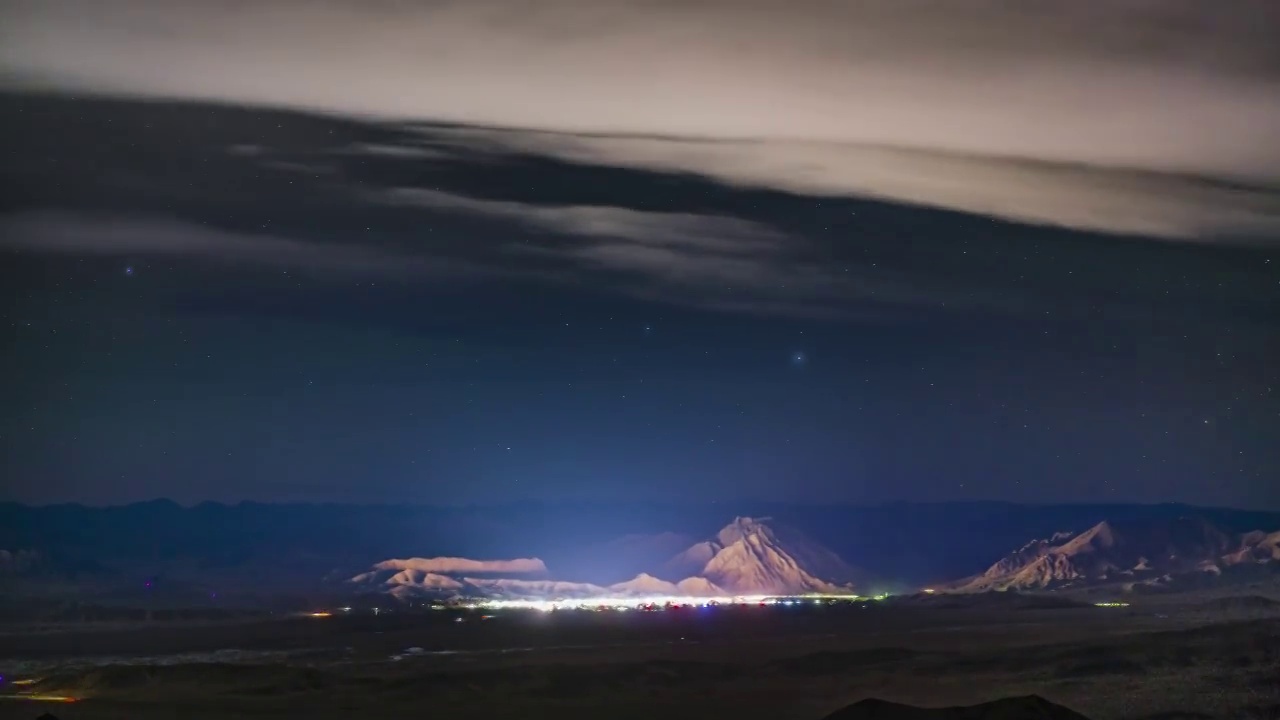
[[3, 0, 1278, 238]]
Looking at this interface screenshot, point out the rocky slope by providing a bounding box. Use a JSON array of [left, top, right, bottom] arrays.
[[664, 516, 858, 595], [350, 560, 729, 600], [351, 517, 859, 600], [954, 517, 1280, 592]]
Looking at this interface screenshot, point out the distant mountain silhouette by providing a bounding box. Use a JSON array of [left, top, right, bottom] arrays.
[[821, 695, 1091, 720]]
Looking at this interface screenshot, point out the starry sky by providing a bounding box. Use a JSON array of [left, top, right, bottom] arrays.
[[1, 0, 1278, 508]]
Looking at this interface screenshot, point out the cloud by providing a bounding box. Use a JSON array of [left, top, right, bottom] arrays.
[[380, 188, 784, 253], [0, 203, 842, 316], [339, 143, 451, 161], [0, 194, 947, 319], [0, 211, 482, 279], [372, 557, 547, 576], [374, 188, 940, 315], [2, 0, 1278, 238], [422, 130, 1280, 240]]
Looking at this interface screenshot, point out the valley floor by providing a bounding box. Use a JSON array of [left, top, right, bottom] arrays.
[[2, 592, 1279, 720]]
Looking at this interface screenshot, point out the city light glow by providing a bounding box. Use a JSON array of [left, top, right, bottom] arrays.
[[460, 593, 873, 612]]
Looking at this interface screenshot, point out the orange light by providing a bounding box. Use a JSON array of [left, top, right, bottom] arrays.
[[308, 612, 332, 618], [11, 695, 77, 703]]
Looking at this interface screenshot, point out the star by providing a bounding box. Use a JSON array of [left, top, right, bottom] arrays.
[[124, 266, 135, 276], [790, 351, 807, 366]]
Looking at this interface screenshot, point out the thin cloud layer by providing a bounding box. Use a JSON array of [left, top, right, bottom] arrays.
[[419, 130, 1280, 239], [379, 188, 785, 253], [0, 212, 484, 279], [2, 0, 1278, 238], [374, 188, 946, 314], [0, 201, 890, 318]]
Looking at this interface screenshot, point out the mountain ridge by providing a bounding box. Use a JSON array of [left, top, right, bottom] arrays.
[[953, 516, 1280, 592], [664, 516, 859, 595], [5, 501, 1280, 603], [352, 517, 859, 600]]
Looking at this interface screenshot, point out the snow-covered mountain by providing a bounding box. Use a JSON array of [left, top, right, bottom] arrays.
[[349, 517, 862, 600], [607, 572, 680, 596], [663, 517, 858, 595], [601, 572, 726, 597], [953, 517, 1280, 592], [352, 560, 605, 600], [349, 557, 728, 600], [350, 556, 555, 599]]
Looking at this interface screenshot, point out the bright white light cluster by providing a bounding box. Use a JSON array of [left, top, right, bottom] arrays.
[[463, 593, 871, 612]]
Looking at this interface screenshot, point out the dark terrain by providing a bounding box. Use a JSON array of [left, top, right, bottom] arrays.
[[3, 591, 1279, 720], [4, 501, 1280, 718]]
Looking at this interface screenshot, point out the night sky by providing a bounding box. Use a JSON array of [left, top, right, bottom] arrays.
[[2, 1, 1278, 508]]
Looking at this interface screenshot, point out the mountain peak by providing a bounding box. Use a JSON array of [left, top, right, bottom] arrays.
[[1056, 521, 1117, 554], [608, 573, 680, 596], [953, 516, 1280, 592], [716, 516, 780, 547], [371, 557, 548, 577], [666, 516, 858, 595]]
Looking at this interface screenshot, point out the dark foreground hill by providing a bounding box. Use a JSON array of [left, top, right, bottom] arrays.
[[821, 695, 1091, 720]]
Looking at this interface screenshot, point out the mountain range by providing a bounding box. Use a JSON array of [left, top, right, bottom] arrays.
[[665, 516, 858, 594], [349, 517, 851, 599], [953, 516, 1280, 592], [3, 501, 1279, 606], [355, 514, 1280, 601]]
